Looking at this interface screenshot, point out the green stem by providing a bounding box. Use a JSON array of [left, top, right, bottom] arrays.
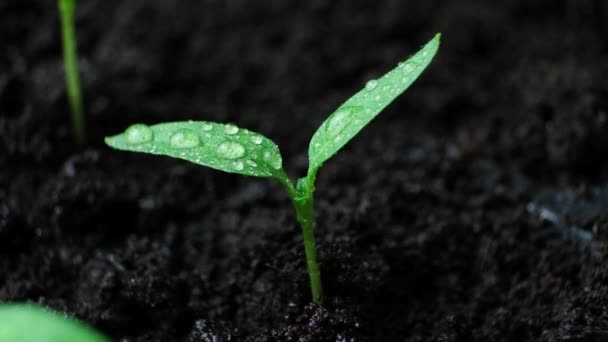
[[58, 0, 85, 145], [278, 172, 323, 304], [294, 193, 323, 304]]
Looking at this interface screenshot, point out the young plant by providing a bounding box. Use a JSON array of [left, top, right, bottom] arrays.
[[0, 303, 109, 341], [58, 0, 85, 144], [105, 34, 441, 304]]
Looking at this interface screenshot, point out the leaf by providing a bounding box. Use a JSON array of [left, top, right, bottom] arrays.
[[105, 121, 285, 179], [308, 33, 441, 172], [0, 304, 109, 342]]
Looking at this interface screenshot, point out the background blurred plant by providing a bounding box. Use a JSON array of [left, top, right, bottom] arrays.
[[58, 0, 85, 144]]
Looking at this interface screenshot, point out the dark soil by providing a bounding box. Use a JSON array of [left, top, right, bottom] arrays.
[[2, 0, 608, 341]]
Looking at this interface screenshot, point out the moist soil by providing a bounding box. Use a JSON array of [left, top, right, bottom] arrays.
[[2, 0, 608, 341]]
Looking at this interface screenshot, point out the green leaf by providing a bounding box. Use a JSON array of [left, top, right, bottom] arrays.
[[0, 304, 109, 342], [105, 121, 286, 179], [308, 33, 441, 172]]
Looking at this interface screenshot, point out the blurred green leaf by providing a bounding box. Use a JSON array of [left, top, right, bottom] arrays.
[[0, 304, 108, 342]]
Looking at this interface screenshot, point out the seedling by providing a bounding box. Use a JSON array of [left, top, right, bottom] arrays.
[[105, 34, 441, 304], [0, 303, 109, 341], [58, 0, 85, 144]]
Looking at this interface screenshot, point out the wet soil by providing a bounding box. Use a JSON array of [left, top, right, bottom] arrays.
[[2, 0, 608, 341]]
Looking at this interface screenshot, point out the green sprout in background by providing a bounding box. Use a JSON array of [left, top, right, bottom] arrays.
[[58, 0, 85, 144], [0, 303, 109, 342], [106, 34, 441, 304]]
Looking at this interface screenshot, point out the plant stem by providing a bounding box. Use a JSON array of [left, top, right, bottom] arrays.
[[280, 174, 323, 304], [292, 176, 323, 304], [58, 0, 85, 145], [295, 195, 323, 304]]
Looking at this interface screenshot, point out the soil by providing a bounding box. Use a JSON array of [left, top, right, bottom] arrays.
[[1, 0, 608, 341]]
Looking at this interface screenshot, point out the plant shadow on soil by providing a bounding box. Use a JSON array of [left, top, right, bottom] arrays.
[[1, 0, 608, 341]]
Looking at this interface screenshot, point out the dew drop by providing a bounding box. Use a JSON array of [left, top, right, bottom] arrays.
[[170, 129, 200, 149], [125, 124, 153, 144], [224, 124, 238, 135], [251, 135, 263, 145], [404, 63, 415, 72], [401, 76, 410, 84], [246, 160, 257, 167], [327, 106, 360, 133], [217, 141, 245, 159], [202, 123, 213, 131], [365, 79, 378, 91], [232, 160, 244, 171], [263, 151, 282, 170]]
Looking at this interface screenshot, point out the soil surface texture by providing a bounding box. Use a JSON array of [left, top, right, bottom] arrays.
[[2, 0, 608, 341]]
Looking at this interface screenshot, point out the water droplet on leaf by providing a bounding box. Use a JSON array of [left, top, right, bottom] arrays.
[[263, 151, 282, 170], [224, 125, 238, 135], [170, 129, 200, 149], [251, 135, 263, 145], [327, 107, 358, 133], [202, 123, 213, 131], [246, 160, 257, 167], [232, 160, 244, 170], [125, 124, 153, 144], [365, 79, 378, 91], [217, 141, 245, 159]]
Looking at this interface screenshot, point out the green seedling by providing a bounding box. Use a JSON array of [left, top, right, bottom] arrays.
[[0, 303, 109, 342], [58, 0, 85, 144], [106, 34, 441, 304]]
